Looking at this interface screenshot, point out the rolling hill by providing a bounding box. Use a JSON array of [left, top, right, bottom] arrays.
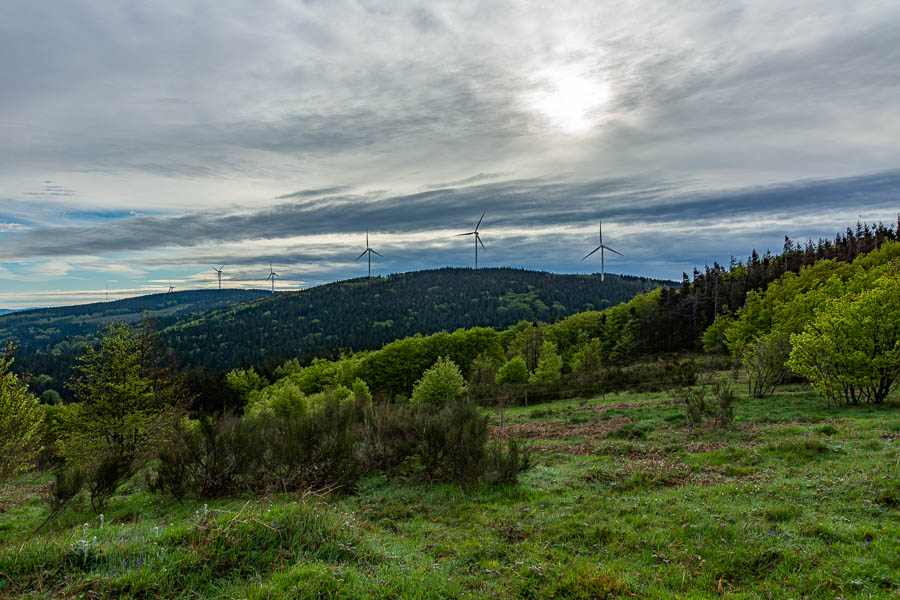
[[0, 289, 271, 359], [161, 267, 673, 372]]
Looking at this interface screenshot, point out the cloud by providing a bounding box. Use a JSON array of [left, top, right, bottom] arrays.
[[1, 1, 899, 306], [1, 170, 896, 285], [275, 186, 353, 200]]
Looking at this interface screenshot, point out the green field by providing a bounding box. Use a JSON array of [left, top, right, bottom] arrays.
[[2, 380, 898, 599]]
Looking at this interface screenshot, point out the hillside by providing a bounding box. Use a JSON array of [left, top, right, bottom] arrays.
[[0, 288, 271, 360], [161, 267, 670, 372]]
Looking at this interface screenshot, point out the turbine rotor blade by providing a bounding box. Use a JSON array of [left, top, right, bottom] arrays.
[[478, 235, 486, 251], [456, 232, 474, 236], [354, 249, 368, 262], [581, 246, 602, 261], [475, 210, 485, 232], [371, 250, 383, 257], [604, 245, 624, 257]]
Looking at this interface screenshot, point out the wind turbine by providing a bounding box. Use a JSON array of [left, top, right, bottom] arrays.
[[581, 220, 623, 282], [457, 210, 486, 269], [211, 265, 225, 289], [265, 261, 279, 293], [167, 283, 175, 293], [354, 230, 382, 278]]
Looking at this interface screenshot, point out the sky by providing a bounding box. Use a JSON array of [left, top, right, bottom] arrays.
[[1, 0, 899, 309]]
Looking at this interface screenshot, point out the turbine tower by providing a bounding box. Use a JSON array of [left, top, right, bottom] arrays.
[[457, 210, 486, 269], [354, 230, 382, 278], [581, 220, 623, 282], [265, 262, 279, 293], [211, 265, 225, 290]]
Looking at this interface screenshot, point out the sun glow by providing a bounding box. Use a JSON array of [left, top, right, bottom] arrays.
[[528, 67, 610, 134]]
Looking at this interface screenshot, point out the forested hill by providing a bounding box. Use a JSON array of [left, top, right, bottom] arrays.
[[0, 289, 271, 359], [163, 268, 670, 372]]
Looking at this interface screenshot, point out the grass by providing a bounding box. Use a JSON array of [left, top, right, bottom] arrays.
[[1, 376, 898, 598]]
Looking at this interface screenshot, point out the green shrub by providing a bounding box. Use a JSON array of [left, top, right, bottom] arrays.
[[482, 438, 532, 485], [418, 399, 531, 484], [419, 400, 489, 482], [675, 378, 736, 429], [86, 453, 133, 511], [46, 467, 87, 517], [744, 331, 791, 398], [411, 356, 467, 405]]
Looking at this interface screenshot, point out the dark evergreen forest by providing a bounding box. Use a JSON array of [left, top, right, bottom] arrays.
[[162, 268, 667, 372]]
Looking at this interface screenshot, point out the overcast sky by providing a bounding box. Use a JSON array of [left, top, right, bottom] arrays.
[[1, 0, 899, 308]]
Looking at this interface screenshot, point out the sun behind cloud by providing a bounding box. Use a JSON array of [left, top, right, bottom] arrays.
[[526, 65, 611, 134]]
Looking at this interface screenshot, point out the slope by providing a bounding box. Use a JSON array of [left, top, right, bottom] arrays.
[[162, 267, 671, 372]]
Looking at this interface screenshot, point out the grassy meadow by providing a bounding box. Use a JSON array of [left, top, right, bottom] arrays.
[[1, 377, 898, 599]]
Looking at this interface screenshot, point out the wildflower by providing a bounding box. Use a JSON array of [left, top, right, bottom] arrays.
[[768, 530, 775, 536], [137, 559, 143, 565]]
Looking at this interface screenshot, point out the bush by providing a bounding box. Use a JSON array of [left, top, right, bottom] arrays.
[[418, 399, 531, 484], [358, 402, 420, 473], [152, 414, 260, 499], [154, 396, 533, 499], [86, 453, 133, 511], [676, 378, 737, 429], [789, 269, 900, 405], [154, 399, 364, 498], [418, 400, 490, 482], [48, 468, 87, 514], [482, 438, 533, 485], [411, 356, 467, 405], [0, 343, 45, 480], [743, 331, 791, 398]]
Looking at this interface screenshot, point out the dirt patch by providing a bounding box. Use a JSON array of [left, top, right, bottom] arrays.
[[587, 398, 680, 413], [494, 417, 632, 441]]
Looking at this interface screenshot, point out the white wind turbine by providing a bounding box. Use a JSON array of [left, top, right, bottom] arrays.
[[211, 265, 225, 290], [581, 220, 623, 282], [456, 210, 486, 269], [354, 230, 382, 278], [265, 262, 279, 293]]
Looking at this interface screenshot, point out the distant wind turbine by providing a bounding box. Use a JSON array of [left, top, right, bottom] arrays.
[[354, 230, 382, 278], [265, 262, 279, 293], [457, 210, 486, 269], [167, 283, 175, 293], [581, 220, 623, 282], [211, 265, 225, 289]]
